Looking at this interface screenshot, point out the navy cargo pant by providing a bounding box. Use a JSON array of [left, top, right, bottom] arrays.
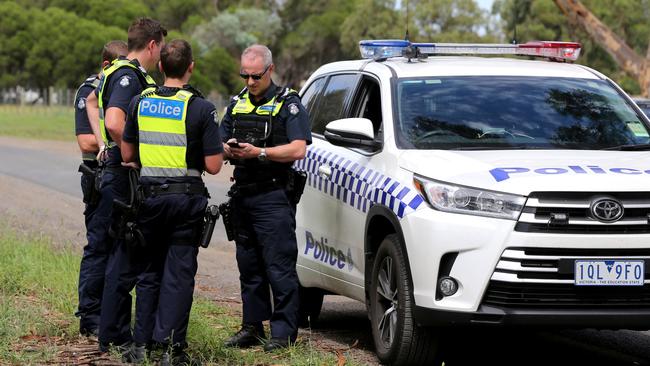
[[98, 170, 160, 349], [136, 189, 207, 348], [234, 188, 299, 341], [76, 160, 104, 332]]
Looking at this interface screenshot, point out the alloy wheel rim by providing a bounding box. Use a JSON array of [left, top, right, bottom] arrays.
[[375, 256, 398, 347]]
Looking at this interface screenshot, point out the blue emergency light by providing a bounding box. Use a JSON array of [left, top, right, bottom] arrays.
[[359, 40, 581, 61]]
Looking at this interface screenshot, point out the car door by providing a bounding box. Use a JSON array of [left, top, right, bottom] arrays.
[[297, 73, 384, 301], [295, 73, 361, 294]]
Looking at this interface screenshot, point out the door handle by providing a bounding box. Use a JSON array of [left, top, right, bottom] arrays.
[[318, 164, 331, 179]]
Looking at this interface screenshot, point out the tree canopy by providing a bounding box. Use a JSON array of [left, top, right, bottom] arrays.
[[1, 0, 649, 101]]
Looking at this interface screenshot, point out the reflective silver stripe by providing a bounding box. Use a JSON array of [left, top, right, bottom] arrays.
[[82, 152, 96, 161], [141, 167, 201, 177], [139, 131, 186, 147]]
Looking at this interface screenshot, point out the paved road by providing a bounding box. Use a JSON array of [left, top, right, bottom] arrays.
[[3, 136, 650, 365]]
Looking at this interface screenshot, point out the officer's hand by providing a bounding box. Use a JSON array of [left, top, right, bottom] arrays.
[[229, 142, 258, 160], [96, 145, 107, 162], [224, 138, 238, 159], [121, 161, 140, 169]]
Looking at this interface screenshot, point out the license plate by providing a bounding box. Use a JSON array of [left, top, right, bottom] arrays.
[[574, 260, 644, 286]]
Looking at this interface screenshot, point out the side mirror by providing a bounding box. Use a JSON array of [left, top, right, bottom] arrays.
[[324, 118, 381, 149]]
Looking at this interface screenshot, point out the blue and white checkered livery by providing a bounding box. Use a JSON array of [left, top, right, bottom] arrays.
[[295, 146, 424, 218]]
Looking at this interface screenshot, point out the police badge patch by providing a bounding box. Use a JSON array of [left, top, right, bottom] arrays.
[[288, 103, 299, 115], [77, 98, 86, 110], [119, 75, 130, 87]]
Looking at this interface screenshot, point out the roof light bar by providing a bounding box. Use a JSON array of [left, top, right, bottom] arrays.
[[359, 40, 581, 61]]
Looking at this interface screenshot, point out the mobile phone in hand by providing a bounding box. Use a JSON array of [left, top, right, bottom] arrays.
[[227, 141, 242, 148]]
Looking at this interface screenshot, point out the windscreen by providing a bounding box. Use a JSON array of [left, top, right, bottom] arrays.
[[395, 76, 650, 150]]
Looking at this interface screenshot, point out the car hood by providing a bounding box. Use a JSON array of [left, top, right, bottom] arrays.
[[398, 150, 650, 195]]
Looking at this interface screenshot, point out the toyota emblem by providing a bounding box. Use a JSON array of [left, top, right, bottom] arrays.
[[590, 197, 624, 223]]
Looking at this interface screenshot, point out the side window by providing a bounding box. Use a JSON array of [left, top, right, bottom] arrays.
[[300, 77, 326, 116], [352, 77, 383, 138], [310, 74, 360, 135]]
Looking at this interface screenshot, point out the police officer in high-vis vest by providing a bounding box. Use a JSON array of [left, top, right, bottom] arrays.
[[75, 40, 127, 338], [122, 39, 223, 365], [220, 44, 311, 352], [84, 17, 167, 358]]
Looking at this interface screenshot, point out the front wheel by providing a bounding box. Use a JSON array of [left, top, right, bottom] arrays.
[[369, 234, 442, 366]]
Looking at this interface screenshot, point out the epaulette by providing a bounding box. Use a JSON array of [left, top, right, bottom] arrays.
[[232, 87, 248, 102], [182, 84, 204, 99], [276, 86, 299, 102]]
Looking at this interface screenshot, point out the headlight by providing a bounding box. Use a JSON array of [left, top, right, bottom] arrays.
[[413, 176, 526, 220]]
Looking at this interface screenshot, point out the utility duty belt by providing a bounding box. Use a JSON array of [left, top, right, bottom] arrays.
[[228, 177, 286, 197], [141, 182, 209, 198]]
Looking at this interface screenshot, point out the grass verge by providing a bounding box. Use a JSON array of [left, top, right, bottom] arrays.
[[0, 227, 353, 365], [0, 105, 74, 141]]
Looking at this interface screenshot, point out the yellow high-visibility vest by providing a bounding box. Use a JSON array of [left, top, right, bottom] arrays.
[[136, 87, 196, 177], [98, 59, 155, 147]]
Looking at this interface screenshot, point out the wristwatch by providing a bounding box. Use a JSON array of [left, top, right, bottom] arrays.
[[257, 148, 267, 161]]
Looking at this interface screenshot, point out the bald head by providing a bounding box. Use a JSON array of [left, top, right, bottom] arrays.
[[241, 44, 273, 68], [102, 40, 128, 63]]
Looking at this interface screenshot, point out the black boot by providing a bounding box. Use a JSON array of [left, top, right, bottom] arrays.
[[160, 349, 201, 366], [224, 324, 265, 348], [263, 337, 291, 352]]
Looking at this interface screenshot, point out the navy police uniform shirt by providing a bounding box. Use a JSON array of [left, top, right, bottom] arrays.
[[95, 58, 151, 167], [219, 83, 311, 183], [75, 74, 99, 136], [123, 86, 223, 185]]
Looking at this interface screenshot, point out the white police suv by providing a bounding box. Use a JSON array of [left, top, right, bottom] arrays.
[[294, 40, 650, 365]]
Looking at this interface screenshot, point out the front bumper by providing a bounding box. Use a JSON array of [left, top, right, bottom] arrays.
[[414, 305, 650, 330]]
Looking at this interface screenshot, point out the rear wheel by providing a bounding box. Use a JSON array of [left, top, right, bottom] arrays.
[[298, 285, 324, 328], [369, 234, 442, 366]]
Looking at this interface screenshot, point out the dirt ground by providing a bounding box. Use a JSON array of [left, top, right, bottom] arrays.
[[0, 136, 379, 365]]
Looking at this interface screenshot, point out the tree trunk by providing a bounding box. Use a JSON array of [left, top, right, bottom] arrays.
[[554, 0, 650, 97]]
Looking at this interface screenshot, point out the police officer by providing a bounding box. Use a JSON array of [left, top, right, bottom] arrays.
[[121, 39, 223, 365], [75, 40, 127, 338], [84, 17, 167, 356], [220, 44, 311, 351]]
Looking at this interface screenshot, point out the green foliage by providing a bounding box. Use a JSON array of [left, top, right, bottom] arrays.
[[192, 8, 282, 55], [340, 0, 402, 57], [495, 0, 650, 93], [0, 2, 38, 87], [2, 0, 647, 98], [414, 0, 490, 42], [193, 47, 243, 98], [279, 0, 358, 86], [25, 7, 125, 90]]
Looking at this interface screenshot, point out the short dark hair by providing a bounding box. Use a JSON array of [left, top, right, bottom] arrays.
[[127, 17, 167, 51], [102, 40, 127, 63], [160, 39, 193, 79]]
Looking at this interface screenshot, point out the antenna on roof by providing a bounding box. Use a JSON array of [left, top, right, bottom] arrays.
[[405, 0, 410, 41]]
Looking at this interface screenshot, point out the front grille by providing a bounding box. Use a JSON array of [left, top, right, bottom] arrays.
[[515, 192, 650, 234], [492, 247, 650, 283], [484, 281, 650, 308], [487, 247, 650, 308]]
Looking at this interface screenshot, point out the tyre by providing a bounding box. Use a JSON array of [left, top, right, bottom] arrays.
[[369, 234, 442, 366], [298, 285, 324, 328]]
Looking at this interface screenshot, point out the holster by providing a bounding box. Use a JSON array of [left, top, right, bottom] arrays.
[[286, 169, 307, 205], [109, 168, 146, 247], [78, 163, 101, 206], [199, 205, 220, 248], [218, 199, 236, 242]]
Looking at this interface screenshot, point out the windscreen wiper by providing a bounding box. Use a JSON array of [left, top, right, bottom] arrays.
[[601, 144, 650, 151], [449, 145, 549, 150]]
